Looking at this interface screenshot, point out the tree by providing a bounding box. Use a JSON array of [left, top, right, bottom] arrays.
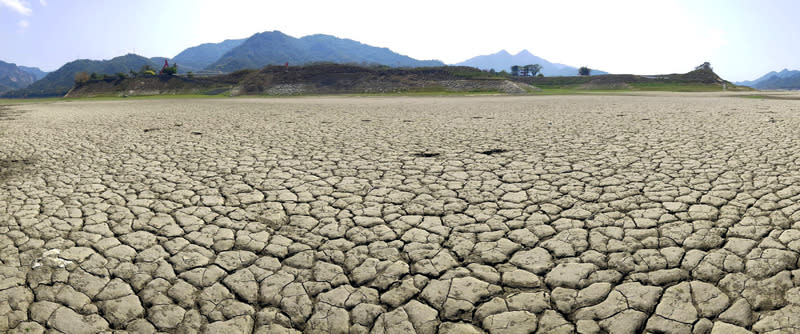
[[579, 66, 591, 76], [89, 72, 101, 81], [161, 66, 177, 76], [525, 64, 542, 77], [74, 72, 89, 84], [511, 65, 520, 77]]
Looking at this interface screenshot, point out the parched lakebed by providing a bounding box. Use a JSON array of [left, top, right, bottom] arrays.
[[2, 94, 800, 333]]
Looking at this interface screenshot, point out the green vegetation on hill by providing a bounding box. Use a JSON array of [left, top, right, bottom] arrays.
[[3, 54, 159, 97], [66, 64, 518, 97], [511, 69, 747, 91], [62, 64, 744, 98]]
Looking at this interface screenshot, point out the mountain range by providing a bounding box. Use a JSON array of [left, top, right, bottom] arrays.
[[8, 54, 159, 97], [18, 66, 48, 81], [3, 31, 447, 97], [735, 69, 800, 90], [171, 38, 246, 72], [207, 31, 444, 72], [0, 60, 46, 93], [9, 29, 780, 97], [456, 50, 607, 76]]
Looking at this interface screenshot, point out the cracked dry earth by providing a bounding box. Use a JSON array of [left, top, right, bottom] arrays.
[[2, 94, 800, 334]]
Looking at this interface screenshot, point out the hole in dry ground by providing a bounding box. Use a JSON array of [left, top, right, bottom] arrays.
[[413, 152, 440, 158], [0, 157, 35, 182], [479, 149, 508, 155]]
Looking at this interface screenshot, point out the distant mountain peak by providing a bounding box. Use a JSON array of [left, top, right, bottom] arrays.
[[455, 49, 607, 76], [516, 49, 534, 57], [207, 30, 444, 72], [172, 38, 247, 71], [0, 60, 37, 92], [736, 68, 800, 89]]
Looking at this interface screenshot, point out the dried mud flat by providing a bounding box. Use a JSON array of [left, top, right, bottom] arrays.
[[2, 94, 800, 334]]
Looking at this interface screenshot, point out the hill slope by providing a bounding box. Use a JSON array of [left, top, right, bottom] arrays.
[[455, 49, 608, 76], [208, 31, 444, 72], [66, 64, 742, 98], [66, 64, 539, 97], [512, 68, 746, 92], [172, 38, 246, 72], [4, 54, 158, 97], [736, 69, 800, 89], [18, 66, 48, 81], [0, 60, 37, 93]]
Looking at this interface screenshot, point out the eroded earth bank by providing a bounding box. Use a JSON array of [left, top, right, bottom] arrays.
[[2, 95, 800, 333]]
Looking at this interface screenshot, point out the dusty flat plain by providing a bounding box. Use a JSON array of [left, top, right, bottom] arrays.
[[2, 94, 800, 334]]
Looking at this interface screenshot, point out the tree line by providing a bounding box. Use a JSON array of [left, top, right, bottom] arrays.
[[510, 64, 542, 77], [74, 64, 181, 84], [509, 64, 592, 77]]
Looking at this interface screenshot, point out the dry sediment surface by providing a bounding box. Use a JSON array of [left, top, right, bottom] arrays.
[[2, 94, 800, 333]]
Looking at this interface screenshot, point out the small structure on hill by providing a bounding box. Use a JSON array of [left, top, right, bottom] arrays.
[[696, 62, 712, 71]]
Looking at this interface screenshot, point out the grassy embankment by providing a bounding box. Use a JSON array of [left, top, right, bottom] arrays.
[[1, 66, 747, 101]]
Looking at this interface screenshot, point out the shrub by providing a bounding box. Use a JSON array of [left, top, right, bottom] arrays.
[[162, 66, 177, 76], [74, 72, 90, 84]]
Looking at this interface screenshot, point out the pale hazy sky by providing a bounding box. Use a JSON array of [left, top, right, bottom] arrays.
[[1, 0, 798, 81]]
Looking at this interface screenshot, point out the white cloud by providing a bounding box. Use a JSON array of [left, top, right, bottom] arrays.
[[39, 0, 46, 6], [0, 0, 32, 15], [18, 19, 28, 28]]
